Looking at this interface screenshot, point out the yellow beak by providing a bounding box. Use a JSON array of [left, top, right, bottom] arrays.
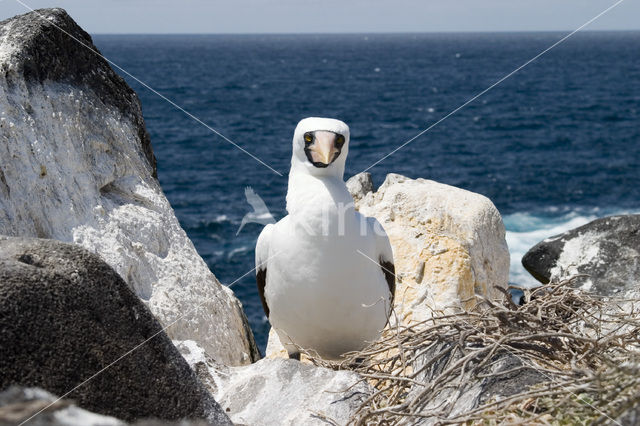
[[309, 131, 339, 165]]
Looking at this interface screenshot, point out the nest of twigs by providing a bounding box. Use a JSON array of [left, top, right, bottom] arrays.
[[308, 278, 640, 425]]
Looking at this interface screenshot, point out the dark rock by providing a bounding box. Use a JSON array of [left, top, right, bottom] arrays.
[[0, 237, 231, 425], [522, 214, 640, 295], [0, 8, 156, 177]]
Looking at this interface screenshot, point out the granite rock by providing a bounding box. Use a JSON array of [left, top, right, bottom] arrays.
[[522, 214, 640, 296], [0, 387, 125, 426], [352, 173, 510, 323], [0, 8, 258, 365], [345, 171, 373, 203], [0, 237, 231, 425], [176, 340, 371, 426]]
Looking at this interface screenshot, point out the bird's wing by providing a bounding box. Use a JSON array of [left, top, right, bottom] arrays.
[[245, 186, 271, 214], [366, 216, 396, 309], [255, 223, 274, 318]]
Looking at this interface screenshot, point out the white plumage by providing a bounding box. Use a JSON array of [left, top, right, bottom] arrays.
[[255, 117, 395, 360]]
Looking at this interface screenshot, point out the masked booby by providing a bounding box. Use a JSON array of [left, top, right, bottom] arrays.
[[255, 117, 395, 360]]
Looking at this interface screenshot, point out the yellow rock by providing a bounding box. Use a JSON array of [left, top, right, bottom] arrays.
[[355, 173, 510, 325]]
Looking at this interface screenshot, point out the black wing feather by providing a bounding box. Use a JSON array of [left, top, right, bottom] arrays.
[[256, 267, 270, 318], [380, 259, 396, 308]]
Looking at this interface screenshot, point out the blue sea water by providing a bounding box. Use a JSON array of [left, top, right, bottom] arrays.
[[93, 32, 640, 353]]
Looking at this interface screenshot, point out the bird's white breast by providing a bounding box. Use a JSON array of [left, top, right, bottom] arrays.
[[266, 207, 390, 359]]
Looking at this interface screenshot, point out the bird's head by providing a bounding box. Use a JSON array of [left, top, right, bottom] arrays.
[[290, 117, 350, 178]]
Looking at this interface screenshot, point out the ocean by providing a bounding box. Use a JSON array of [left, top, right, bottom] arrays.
[[93, 32, 640, 353]]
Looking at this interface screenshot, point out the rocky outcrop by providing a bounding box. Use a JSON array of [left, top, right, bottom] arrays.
[[522, 214, 640, 296], [176, 340, 371, 426], [354, 173, 509, 319], [0, 237, 231, 425], [0, 8, 258, 365]]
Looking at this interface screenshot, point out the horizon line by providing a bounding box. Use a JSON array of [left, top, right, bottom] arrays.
[[90, 28, 640, 36]]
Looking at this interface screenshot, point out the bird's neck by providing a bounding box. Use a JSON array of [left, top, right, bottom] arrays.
[[285, 172, 357, 234]]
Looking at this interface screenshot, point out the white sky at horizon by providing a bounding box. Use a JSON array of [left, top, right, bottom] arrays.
[[1, 0, 638, 34]]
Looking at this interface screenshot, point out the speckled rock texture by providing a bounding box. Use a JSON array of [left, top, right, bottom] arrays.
[[0, 237, 232, 425], [522, 214, 640, 296], [0, 8, 258, 365], [176, 339, 371, 426]]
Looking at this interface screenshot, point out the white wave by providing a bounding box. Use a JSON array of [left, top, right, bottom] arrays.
[[227, 244, 253, 260], [504, 208, 638, 288], [214, 214, 229, 222]]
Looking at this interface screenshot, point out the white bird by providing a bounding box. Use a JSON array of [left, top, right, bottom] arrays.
[[236, 187, 276, 235], [255, 117, 395, 360]]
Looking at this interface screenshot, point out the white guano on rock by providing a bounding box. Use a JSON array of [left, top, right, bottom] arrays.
[[0, 8, 258, 365]]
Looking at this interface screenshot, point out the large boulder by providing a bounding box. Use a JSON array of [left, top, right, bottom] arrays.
[[0, 237, 231, 425], [351, 173, 509, 323], [522, 214, 640, 296], [176, 340, 372, 426], [0, 8, 258, 365]]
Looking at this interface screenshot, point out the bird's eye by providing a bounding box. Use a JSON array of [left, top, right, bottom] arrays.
[[336, 135, 345, 146], [304, 132, 313, 143]]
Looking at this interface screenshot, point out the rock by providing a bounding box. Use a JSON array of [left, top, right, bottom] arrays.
[[0, 237, 231, 425], [357, 174, 509, 323], [345, 172, 373, 203], [174, 340, 223, 397], [0, 387, 125, 426], [176, 340, 371, 426], [0, 387, 214, 426], [522, 214, 640, 296], [267, 173, 510, 355], [0, 8, 258, 365], [360, 173, 510, 315], [411, 343, 547, 424]]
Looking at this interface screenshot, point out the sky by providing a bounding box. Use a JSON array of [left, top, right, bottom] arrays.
[[1, 0, 638, 34]]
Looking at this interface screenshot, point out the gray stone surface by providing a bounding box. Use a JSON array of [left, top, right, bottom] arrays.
[[522, 214, 640, 296], [0, 387, 124, 426], [411, 342, 547, 424], [0, 7, 155, 177], [345, 172, 374, 203], [0, 237, 231, 425], [0, 386, 215, 426], [176, 340, 372, 426], [0, 8, 258, 365]]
